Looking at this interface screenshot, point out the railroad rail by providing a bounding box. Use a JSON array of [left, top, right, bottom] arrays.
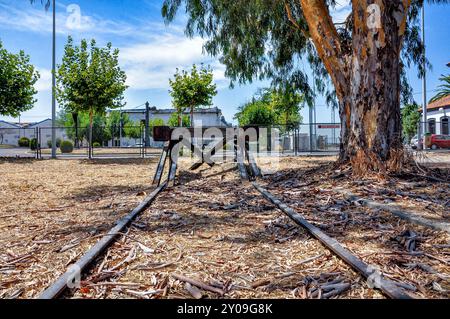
[[235, 146, 414, 299], [37, 128, 420, 299]]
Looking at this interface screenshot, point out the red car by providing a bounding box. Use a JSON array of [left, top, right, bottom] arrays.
[[429, 134, 450, 150]]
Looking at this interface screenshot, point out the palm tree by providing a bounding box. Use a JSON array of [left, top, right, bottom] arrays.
[[430, 74, 450, 103], [29, 0, 51, 10]]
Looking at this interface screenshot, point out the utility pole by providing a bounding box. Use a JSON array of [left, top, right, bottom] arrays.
[[51, 0, 56, 158], [420, 5, 428, 149]]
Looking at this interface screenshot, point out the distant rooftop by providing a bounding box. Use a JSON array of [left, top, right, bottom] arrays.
[[426, 95, 450, 111], [120, 106, 223, 114]]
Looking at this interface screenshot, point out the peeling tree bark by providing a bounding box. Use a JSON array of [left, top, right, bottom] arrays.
[[297, 0, 411, 175]]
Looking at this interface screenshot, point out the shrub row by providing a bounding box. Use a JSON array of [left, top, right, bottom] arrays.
[[18, 137, 74, 153]]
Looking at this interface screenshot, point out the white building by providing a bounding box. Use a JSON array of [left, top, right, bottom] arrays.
[[116, 106, 231, 147], [0, 119, 69, 147], [0, 120, 22, 146], [420, 96, 450, 135], [122, 106, 230, 127]]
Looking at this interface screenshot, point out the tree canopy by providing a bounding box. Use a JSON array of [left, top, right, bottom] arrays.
[[169, 64, 217, 126], [162, 0, 446, 106], [235, 88, 303, 127], [0, 40, 40, 117], [56, 36, 128, 117]]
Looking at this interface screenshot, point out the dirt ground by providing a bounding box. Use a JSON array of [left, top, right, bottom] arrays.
[[0, 155, 448, 299], [70, 160, 374, 299], [0, 158, 159, 298], [256, 157, 449, 298]]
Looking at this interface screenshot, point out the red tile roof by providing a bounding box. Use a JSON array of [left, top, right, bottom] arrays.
[[427, 95, 450, 110]]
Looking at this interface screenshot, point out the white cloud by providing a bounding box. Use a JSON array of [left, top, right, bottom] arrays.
[[120, 34, 228, 90], [0, 2, 228, 92], [0, 2, 140, 38], [35, 68, 52, 91]]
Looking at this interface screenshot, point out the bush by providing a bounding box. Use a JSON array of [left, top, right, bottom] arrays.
[[18, 137, 30, 147], [93, 142, 101, 148], [47, 138, 62, 148], [60, 140, 74, 153], [30, 138, 38, 150]]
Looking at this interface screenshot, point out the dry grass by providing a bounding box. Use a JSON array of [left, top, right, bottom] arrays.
[[0, 155, 448, 299], [0, 158, 159, 299], [257, 157, 450, 298], [71, 161, 374, 299]]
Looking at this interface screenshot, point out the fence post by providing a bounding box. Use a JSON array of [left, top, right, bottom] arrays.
[[35, 127, 39, 159], [88, 125, 93, 159], [294, 127, 298, 156], [141, 125, 145, 158]]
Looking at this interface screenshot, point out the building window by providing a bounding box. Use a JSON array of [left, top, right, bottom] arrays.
[[441, 117, 449, 135], [428, 119, 436, 134]]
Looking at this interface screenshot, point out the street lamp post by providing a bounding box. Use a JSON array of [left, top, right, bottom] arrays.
[[51, 0, 56, 158], [421, 5, 428, 150]]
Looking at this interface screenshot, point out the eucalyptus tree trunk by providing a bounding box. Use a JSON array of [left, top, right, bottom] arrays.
[[300, 0, 409, 174]]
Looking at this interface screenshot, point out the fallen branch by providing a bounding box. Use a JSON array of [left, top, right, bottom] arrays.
[[172, 273, 225, 296]]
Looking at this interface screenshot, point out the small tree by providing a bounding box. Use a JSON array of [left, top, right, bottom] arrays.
[[0, 41, 40, 117], [169, 64, 217, 126], [56, 36, 128, 158], [106, 111, 132, 145], [235, 100, 277, 127], [124, 121, 142, 144], [235, 88, 303, 128], [401, 103, 421, 142], [167, 113, 191, 127], [264, 88, 303, 130], [149, 118, 165, 129]]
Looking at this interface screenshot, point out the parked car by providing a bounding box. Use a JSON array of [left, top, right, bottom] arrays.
[[127, 143, 144, 148], [410, 135, 422, 149], [429, 134, 450, 150]]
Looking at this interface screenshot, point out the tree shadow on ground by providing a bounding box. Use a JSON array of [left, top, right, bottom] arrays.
[[0, 158, 38, 165], [64, 184, 152, 201], [78, 157, 159, 166]]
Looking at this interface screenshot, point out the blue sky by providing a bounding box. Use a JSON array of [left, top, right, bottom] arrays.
[[0, 0, 449, 125]]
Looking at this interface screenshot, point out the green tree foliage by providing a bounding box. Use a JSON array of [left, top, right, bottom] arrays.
[[401, 103, 421, 142], [430, 74, 450, 103], [169, 64, 217, 126], [161, 0, 443, 106], [235, 100, 277, 127], [167, 113, 191, 127], [235, 89, 303, 128], [105, 110, 132, 140], [124, 121, 143, 142], [56, 36, 127, 155], [57, 109, 109, 145], [149, 118, 165, 129], [0, 41, 40, 117]]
